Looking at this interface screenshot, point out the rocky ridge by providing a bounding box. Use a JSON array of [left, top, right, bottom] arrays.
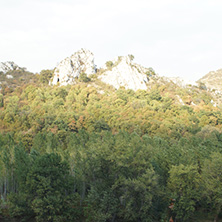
[[0, 62, 36, 90], [1, 50, 222, 107], [51, 49, 157, 91], [51, 49, 96, 86], [198, 69, 222, 91], [196, 69, 222, 106], [0, 61, 24, 73], [52, 49, 209, 91], [98, 55, 152, 91]]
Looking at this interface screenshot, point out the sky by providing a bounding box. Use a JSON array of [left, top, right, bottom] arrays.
[[1, 0, 222, 81]]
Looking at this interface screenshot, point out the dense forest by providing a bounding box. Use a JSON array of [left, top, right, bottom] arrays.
[[0, 69, 222, 222]]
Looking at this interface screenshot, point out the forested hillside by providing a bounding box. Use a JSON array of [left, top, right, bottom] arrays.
[[1, 67, 222, 222]]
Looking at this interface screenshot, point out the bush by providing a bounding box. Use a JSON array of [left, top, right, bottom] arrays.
[[105, 61, 114, 69], [79, 73, 91, 82]]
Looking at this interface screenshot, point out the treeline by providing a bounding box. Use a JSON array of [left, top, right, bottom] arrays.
[[0, 81, 220, 141], [0, 81, 222, 221], [1, 130, 222, 221]]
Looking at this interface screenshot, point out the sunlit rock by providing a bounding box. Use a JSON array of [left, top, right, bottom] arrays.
[[51, 49, 96, 85], [0, 61, 23, 73], [99, 55, 151, 91]]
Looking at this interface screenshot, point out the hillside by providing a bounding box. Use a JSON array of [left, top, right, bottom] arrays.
[[198, 68, 222, 91], [0, 61, 38, 92], [1, 51, 222, 222]]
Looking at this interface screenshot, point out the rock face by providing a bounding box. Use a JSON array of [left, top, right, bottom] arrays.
[[198, 69, 222, 91], [0, 61, 23, 73], [51, 49, 157, 91], [51, 49, 96, 85], [99, 55, 150, 91]]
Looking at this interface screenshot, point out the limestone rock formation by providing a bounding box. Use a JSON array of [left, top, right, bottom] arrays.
[[51, 49, 96, 85], [198, 69, 222, 91], [98, 55, 151, 91], [0, 61, 24, 73], [50, 50, 157, 91]]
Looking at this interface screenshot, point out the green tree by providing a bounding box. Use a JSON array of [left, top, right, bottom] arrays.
[[26, 153, 74, 221], [0, 93, 3, 107], [202, 152, 222, 222], [105, 61, 114, 69], [39, 69, 53, 84], [168, 164, 201, 221]]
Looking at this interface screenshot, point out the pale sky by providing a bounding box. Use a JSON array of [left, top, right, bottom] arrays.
[[1, 0, 222, 81]]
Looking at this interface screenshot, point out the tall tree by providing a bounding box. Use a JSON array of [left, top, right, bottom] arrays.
[[202, 152, 222, 222]]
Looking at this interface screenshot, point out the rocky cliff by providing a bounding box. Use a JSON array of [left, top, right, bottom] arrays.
[[51, 49, 96, 86], [98, 55, 152, 91], [51, 50, 157, 91]]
